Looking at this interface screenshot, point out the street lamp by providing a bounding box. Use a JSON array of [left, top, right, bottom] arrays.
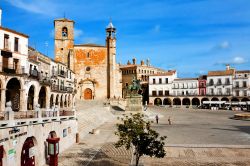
[[46, 137, 60, 166]]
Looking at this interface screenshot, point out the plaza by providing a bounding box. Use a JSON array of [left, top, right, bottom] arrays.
[[58, 102, 250, 166]]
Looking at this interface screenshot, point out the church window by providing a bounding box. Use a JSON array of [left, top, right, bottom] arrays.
[[62, 27, 68, 37], [87, 52, 90, 58]]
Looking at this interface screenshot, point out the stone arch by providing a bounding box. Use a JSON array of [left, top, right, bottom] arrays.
[[55, 94, 59, 106], [38, 86, 47, 108], [192, 98, 200, 106], [60, 95, 64, 107], [68, 95, 71, 107], [50, 94, 54, 109], [182, 98, 190, 105], [241, 98, 250, 102], [173, 98, 181, 105], [211, 97, 219, 101], [221, 97, 229, 102], [231, 98, 239, 102], [84, 88, 93, 100], [6, 78, 21, 111], [27, 85, 35, 110], [154, 98, 162, 105], [21, 136, 38, 166], [163, 98, 171, 105], [64, 95, 67, 107], [201, 97, 209, 103]]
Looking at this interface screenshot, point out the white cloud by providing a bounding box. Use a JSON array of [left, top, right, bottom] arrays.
[[218, 41, 231, 49], [74, 28, 84, 39], [5, 0, 58, 17], [232, 56, 247, 64], [153, 25, 161, 33]]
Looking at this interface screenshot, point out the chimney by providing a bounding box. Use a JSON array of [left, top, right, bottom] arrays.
[[226, 64, 230, 70], [0, 8, 2, 26], [132, 58, 136, 65]]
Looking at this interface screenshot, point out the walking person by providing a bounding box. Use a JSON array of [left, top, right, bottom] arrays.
[[155, 114, 159, 124]]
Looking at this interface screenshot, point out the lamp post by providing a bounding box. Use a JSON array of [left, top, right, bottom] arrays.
[[46, 137, 60, 166]]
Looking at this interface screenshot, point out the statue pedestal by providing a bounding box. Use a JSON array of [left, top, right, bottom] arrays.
[[125, 95, 143, 111]]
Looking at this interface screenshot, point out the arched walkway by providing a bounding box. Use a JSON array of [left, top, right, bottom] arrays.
[[221, 97, 229, 102], [201, 98, 209, 103], [55, 94, 59, 106], [241, 98, 249, 102], [60, 95, 63, 107], [173, 98, 181, 105], [154, 98, 162, 105], [38, 86, 47, 108], [163, 98, 171, 105], [231, 98, 239, 102], [21, 137, 36, 166], [83, 88, 92, 100], [192, 98, 200, 106], [27, 85, 35, 110], [6, 78, 21, 111], [182, 98, 190, 105], [50, 94, 54, 108], [211, 97, 219, 101]]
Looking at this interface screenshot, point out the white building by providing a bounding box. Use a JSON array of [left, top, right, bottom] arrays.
[[172, 78, 199, 96], [233, 70, 250, 98], [206, 65, 234, 97], [148, 70, 177, 104]]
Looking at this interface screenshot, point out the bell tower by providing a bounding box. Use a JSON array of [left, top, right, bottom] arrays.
[[54, 18, 74, 70], [106, 21, 116, 98]]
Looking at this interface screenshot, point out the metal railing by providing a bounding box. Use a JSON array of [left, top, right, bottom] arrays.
[[0, 64, 26, 74], [14, 111, 38, 119]]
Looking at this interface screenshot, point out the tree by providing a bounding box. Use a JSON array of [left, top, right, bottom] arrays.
[[115, 113, 167, 166]]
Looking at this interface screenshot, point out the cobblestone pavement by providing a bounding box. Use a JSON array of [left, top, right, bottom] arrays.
[[58, 105, 250, 166]]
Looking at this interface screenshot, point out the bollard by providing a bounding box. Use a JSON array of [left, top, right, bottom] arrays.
[[168, 117, 172, 125]]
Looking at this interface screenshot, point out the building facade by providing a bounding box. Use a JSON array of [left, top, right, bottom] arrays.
[[54, 19, 122, 100], [0, 11, 77, 166]]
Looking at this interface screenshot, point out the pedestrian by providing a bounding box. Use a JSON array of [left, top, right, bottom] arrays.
[[168, 116, 172, 125], [155, 114, 159, 124]]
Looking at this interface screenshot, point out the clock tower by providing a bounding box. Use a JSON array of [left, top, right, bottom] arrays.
[[54, 18, 74, 70]]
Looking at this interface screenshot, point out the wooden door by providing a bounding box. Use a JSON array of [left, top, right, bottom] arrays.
[[21, 137, 35, 166], [84, 88, 92, 100]]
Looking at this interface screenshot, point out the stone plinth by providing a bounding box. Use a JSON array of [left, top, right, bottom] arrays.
[[125, 95, 143, 111]]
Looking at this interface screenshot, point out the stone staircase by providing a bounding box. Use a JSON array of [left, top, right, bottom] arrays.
[[76, 100, 115, 139]]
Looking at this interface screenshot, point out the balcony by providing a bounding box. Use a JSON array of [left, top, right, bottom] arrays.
[[0, 110, 76, 127], [58, 70, 66, 77], [29, 69, 39, 79], [1, 64, 26, 75], [39, 76, 51, 86], [233, 85, 248, 89], [51, 84, 73, 93], [206, 93, 231, 96]]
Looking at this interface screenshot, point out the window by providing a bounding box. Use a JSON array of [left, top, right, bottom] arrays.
[[165, 78, 168, 84], [201, 89, 205, 96], [14, 37, 19, 52], [243, 90, 247, 96], [86, 66, 91, 71], [226, 88, 230, 95], [165, 90, 169, 96], [152, 91, 157, 96], [235, 81, 239, 88], [62, 27, 68, 37], [225, 78, 230, 85], [159, 78, 162, 84], [217, 79, 222, 85], [210, 88, 214, 95], [209, 79, 214, 86], [4, 34, 10, 50], [153, 79, 156, 84], [235, 90, 239, 96], [158, 91, 163, 96], [218, 88, 222, 95], [243, 81, 247, 87]]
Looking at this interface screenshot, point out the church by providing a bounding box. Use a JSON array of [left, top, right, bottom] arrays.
[[54, 18, 122, 100]]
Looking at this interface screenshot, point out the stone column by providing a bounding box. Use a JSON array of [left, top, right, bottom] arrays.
[[19, 89, 26, 111], [46, 93, 50, 111], [34, 94, 39, 110], [0, 88, 6, 111]]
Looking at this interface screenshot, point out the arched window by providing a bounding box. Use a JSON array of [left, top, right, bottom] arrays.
[[62, 27, 68, 37]]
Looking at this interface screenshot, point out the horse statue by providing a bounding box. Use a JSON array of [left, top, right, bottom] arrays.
[[127, 76, 142, 95]]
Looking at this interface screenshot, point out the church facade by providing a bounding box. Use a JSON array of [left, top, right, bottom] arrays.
[[54, 18, 122, 100]]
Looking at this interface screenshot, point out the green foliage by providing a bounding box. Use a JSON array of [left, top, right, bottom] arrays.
[[115, 113, 167, 166]]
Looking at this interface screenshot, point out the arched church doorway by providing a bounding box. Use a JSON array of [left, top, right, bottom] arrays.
[[84, 88, 92, 100]]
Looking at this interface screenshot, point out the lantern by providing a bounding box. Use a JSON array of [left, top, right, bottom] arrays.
[[46, 138, 60, 166]]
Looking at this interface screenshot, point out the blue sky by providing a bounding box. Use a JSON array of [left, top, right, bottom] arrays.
[[1, 0, 250, 77]]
